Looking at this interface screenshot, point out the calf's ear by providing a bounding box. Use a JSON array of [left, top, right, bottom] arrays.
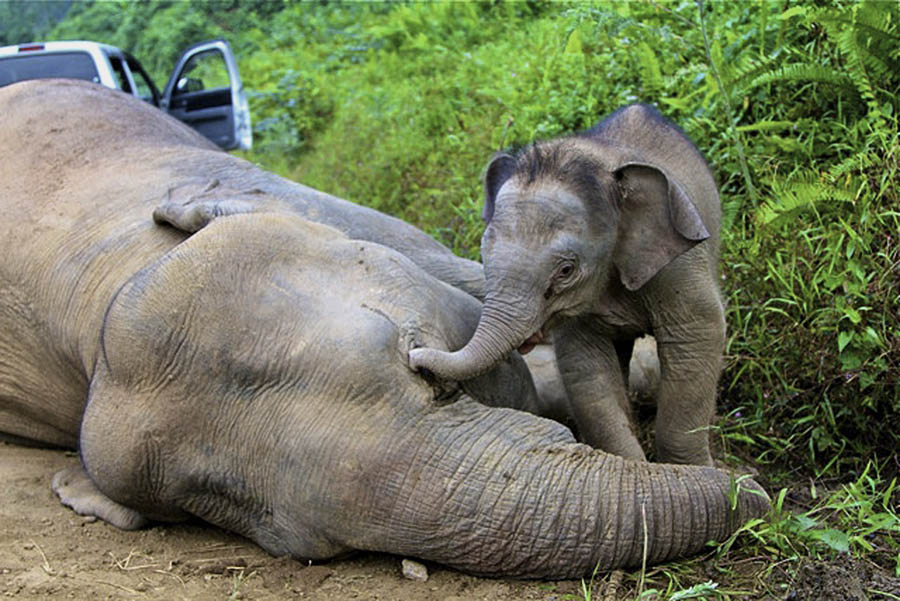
[[613, 163, 709, 291], [482, 153, 517, 223]]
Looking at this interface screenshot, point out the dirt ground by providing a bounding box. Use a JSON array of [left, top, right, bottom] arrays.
[[1, 443, 588, 601], [4, 443, 898, 601]]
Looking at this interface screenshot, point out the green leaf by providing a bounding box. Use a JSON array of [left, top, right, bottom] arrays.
[[794, 515, 818, 531], [841, 351, 863, 371], [864, 326, 882, 346], [883, 479, 898, 513], [842, 306, 862, 324], [670, 581, 719, 599], [838, 331, 854, 352], [636, 42, 663, 95], [564, 28, 582, 55], [736, 120, 796, 132], [780, 6, 807, 20], [863, 512, 899, 533], [813, 528, 851, 553], [725, 432, 757, 444], [659, 97, 692, 111]]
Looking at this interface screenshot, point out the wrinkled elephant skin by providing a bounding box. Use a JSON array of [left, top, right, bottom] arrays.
[[0, 81, 767, 578]]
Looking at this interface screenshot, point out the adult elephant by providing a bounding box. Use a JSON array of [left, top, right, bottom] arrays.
[[0, 81, 766, 578], [411, 105, 725, 466]]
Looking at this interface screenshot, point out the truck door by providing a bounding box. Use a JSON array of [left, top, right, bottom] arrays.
[[160, 39, 251, 150]]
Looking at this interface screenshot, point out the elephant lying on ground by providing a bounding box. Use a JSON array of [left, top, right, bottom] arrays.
[[0, 80, 768, 578]]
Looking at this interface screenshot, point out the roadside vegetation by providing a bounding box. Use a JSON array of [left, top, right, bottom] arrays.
[[5, 1, 898, 598]]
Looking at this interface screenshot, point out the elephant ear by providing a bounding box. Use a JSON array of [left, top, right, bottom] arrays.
[[613, 163, 710, 291], [483, 152, 517, 223]]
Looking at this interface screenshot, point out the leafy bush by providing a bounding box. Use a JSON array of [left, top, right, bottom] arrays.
[[283, 0, 900, 479], [708, 0, 900, 476]]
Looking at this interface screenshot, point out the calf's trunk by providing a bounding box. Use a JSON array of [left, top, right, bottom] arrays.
[[409, 300, 539, 381]]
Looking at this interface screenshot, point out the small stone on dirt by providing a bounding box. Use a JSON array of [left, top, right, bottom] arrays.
[[401, 558, 428, 582]]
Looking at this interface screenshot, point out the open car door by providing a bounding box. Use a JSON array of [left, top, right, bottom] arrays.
[[161, 39, 251, 151]]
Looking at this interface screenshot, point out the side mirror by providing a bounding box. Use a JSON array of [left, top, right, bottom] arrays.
[[175, 77, 204, 95]]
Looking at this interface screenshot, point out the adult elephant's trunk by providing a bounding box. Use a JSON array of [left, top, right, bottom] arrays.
[[346, 400, 770, 578], [409, 293, 542, 381]]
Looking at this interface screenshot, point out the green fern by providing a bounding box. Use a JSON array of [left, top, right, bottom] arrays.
[[722, 54, 778, 93], [735, 120, 799, 133], [735, 1, 899, 115], [636, 41, 664, 96], [813, 2, 899, 111], [814, 1, 900, 77], [746, 63, 856, 94], [758, 176, 857, 226]]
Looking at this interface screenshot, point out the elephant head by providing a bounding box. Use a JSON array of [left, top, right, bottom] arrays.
[[410, 104, 715, 381]]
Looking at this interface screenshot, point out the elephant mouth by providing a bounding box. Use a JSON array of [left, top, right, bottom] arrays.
[[517, 329, 544, 355]]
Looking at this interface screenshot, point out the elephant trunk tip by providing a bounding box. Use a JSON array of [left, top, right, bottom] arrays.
[[408, 347, 495, 382], [408, 303, 540, 382], [734, 477, 771, 522], [517, 329, 544, 355], [407, 347, 434, 372]]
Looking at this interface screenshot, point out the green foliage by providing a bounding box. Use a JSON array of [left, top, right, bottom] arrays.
[[709, 0, 900, 477], [25, 0, 281, 89], [718, 461, 899, 575], [33, 0, 900, 483], [0, 0, 72, 47]]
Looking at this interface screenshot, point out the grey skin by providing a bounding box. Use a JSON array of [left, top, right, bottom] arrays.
[[151, 179, 485, 301], [410, 105, 724, 466], [0, 81, 768, 578], [131, 122, 485, 302]]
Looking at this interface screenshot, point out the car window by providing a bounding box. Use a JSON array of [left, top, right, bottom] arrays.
[[0, 52, 99, 87], [173, 49, 230, 95], [108, 55, 133, 93], [130, 69, 154, 101], [125, 55, 159, 105]]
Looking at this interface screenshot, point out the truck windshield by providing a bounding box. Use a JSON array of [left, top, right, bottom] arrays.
[[0, 52, 100, 87]]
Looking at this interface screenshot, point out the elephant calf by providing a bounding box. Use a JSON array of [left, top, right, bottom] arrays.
[[0, 80, 767, 578], [412, 104, 727, 466]]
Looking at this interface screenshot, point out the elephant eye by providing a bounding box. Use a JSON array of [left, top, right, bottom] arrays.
[[547, 259, 577, 299], [553, 260, 577, 285]]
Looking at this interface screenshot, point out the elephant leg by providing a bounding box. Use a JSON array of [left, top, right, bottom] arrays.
[[51, 464, 148, 530], [628, 336, 660, 404], [554, 319, 645, 461], [652, 296, 725, 466]]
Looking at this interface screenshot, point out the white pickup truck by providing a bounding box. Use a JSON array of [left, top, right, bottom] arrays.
[[0, 39, 251, 150]]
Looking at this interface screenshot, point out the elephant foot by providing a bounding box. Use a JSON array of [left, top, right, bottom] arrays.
[[153, 180, 261, 233], [51, 465, 148, 530]]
